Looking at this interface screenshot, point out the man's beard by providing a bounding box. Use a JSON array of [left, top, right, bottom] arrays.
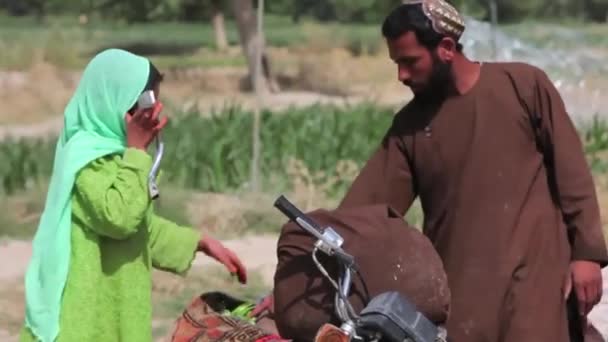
[[410, 53, 454, 104]]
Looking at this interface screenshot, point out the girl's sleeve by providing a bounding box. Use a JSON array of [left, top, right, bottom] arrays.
[[72, 148, 153, 240], [148, 215, 201, 274]]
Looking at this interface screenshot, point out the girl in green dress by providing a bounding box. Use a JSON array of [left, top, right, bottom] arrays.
[[20, 49, 247, 342]]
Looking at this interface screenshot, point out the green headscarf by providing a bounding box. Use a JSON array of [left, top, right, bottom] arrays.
[[24, 49, 151, 342]]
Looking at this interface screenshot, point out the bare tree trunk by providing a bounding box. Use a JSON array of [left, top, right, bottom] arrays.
[[231, 0, 275, 94], [251, 0, 264, 192], [211, 0, 228, 51], [32, 0, 46, 23]]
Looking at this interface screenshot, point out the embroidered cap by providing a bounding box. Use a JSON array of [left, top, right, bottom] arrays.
[[403, 0, 466, 40]]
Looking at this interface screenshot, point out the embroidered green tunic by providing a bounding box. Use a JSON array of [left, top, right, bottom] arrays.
[[20, 148, 200, 342]]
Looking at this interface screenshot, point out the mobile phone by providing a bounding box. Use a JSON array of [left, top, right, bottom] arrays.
[[137, 89, 162, 199], [138, 90, 156, 109]]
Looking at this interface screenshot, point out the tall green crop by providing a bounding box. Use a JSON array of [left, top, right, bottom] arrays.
[[2, 105, 607, 196]]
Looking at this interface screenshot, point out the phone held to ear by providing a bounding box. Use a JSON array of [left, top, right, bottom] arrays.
[[137, 90, 164, 200], [138, 90, 156, 110]]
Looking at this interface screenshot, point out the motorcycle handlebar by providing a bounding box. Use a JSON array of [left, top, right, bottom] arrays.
[[274, 195, 356, 269], [274, 195, 317, 229]]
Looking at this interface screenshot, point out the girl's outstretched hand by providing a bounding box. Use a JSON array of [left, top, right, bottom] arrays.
[[198, 236, 247, 284]]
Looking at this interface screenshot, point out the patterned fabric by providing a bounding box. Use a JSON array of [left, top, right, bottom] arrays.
[[171, 293, 288, 342], [403, 0, 465, 39]]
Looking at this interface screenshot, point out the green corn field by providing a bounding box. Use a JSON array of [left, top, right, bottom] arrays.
[[0, 137, 56, 195], [1, 105, 608, 196], [0, 104, 395, 195], [161, 103, 395, 193], [584, 116, 608, 173]]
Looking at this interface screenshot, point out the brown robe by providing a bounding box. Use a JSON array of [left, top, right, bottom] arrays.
[[273, 204, 451, 341], [338, 62, 608, 342]]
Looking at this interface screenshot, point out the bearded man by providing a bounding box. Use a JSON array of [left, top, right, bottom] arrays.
[[336, 1, 608, 341]]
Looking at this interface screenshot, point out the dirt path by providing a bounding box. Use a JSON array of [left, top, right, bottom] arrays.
[[0, 116, 63, 141], [0, 240, 33, 282], [0, 90, 406, 141], [191, 234, 278, 285], [0, 235, 279, 284]]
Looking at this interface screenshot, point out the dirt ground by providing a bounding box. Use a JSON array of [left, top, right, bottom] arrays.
[[0, 235, 279, 286]]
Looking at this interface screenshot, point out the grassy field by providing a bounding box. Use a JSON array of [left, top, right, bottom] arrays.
[[0, 104, 426, 241], [0, 104, 395, 196], [2, 12, 608, 71], [0, 14, 383, 70], [3, 104, 608, 196]]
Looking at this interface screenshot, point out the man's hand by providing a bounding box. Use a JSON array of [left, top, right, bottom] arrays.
[[564, 260, 603, 319], [198, 236, 247, 284], [126, 101, 168, 150]]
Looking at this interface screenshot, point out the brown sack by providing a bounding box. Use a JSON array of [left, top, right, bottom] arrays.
[[273, 204, 450, 341]]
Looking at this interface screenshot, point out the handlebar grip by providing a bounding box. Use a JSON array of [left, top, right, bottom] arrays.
[[274, 195, 309, 225]]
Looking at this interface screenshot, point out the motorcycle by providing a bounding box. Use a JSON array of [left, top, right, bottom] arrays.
[[273, 195, 448, 342], [170, 195, 447, 342]]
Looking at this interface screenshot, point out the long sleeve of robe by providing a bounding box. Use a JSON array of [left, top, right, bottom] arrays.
[[20, 148, 200, 342], [337, 62, 608, 342], [338, 126, 417, 215], [531, 70, 607, 263]]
